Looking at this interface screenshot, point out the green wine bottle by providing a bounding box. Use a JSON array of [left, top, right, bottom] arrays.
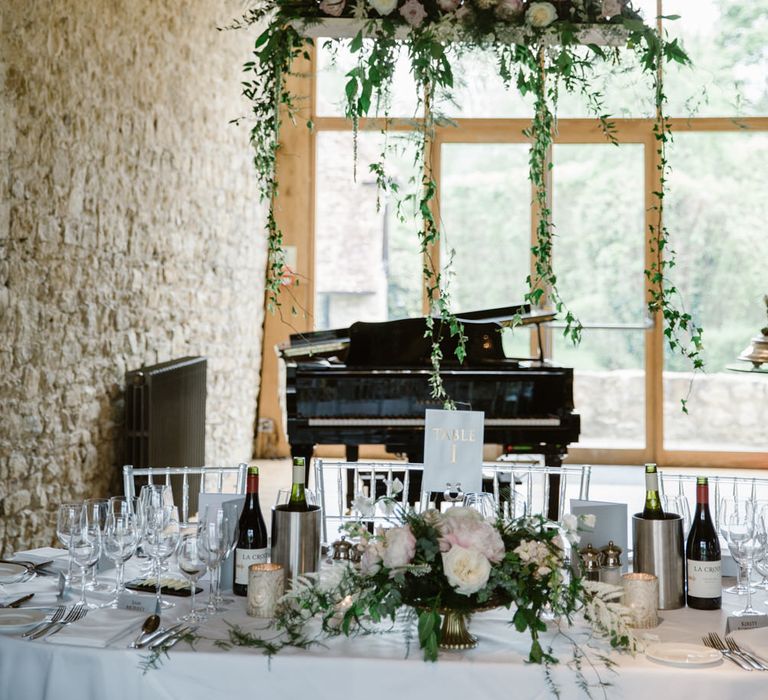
[[284, 457, 309, 512], [642, 463, 664, 519]]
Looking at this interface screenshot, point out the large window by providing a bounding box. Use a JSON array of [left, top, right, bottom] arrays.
[[262, 0, 768, 467]]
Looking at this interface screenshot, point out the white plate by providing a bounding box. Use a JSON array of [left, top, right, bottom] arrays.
[[646, 642, 723, 667], [0, 562, 29, 584], [0, 608, 47, 634]]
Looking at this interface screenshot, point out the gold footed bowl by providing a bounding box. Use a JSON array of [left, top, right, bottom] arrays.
[[438, 610, 478, 650]]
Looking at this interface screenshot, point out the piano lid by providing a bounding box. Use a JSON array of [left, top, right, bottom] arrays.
[[279, 304, 556, 364]]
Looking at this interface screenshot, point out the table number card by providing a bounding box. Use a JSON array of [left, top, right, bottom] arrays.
[[422, 409, 484, 495]]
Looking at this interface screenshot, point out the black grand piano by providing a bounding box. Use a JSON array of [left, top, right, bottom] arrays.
[[279, 304, 580, 473]]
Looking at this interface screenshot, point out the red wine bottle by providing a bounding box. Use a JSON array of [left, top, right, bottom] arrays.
[[642, 463, 665, 519], [233, 466, 268, 596], [686, 477, 721, 610]]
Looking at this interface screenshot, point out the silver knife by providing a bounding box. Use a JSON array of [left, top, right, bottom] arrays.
[[148, 625, 196, 650], [134, 622, 186, 650]]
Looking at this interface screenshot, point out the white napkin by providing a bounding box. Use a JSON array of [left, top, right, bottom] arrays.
[[11, 547, 70, 573], [730, 627, 768, 663], [46, 609, 146, 647]]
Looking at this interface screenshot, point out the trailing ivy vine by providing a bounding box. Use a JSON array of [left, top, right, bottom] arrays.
[[229, 1, 702, 405]]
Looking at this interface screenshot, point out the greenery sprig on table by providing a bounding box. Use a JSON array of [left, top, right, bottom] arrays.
[[229, 0, 702, 401]]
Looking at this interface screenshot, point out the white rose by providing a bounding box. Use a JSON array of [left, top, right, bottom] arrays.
[[368, 0, 398, 15], [381, 525, 416, 569], [526, 1, 557, 27], [441, 506, 485, 525], [561, 513, 578, 532], [442, 545, 492, 596], [579, 513, 597, 530]]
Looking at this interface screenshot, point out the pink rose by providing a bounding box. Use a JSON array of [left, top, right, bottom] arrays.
[[600, 0, 624, 18], [495, 0, 523, 21], [399, 0, 428, 27], [381, 525, 417, 569], [319, 0, 346, 17], [437, 0, 460, 11]]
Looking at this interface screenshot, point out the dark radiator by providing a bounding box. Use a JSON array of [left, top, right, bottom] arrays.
[[124, 357, 207, 504]]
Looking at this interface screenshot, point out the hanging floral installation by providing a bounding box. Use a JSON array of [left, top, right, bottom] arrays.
[[228, 0, 702, 406]]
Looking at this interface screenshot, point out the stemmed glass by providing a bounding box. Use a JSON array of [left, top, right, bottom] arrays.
[[138, 485, 173, 575], [462, 492, 497, 519], [56, 503, 83, 584], [102, 510, 139, 608], [200, 505, 239, 612], [143, 504, 180, 611], [71, 510, 101, 609], [83, 499, 110, 591], [723, 504, 766, 617], [719, 498, 756, 595], [176, 527, 208, 623]]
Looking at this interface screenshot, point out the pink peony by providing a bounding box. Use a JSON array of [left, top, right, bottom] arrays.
[[439, 508, 505, 563], [319, 0, 346, 17], [399, 0, 428, 27], [437, 0, 461, 11], [381, 525, 417, 569]]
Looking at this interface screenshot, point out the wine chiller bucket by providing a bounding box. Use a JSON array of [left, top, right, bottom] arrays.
[[271, 505, 322, 585], [632, 513, 685, 610]]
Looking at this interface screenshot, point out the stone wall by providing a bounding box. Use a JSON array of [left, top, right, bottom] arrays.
[[0, 1, 266, 554]]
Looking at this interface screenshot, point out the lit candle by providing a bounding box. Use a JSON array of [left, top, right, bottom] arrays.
[[247, 563, 285, 618], [621, 572, 659, 628]]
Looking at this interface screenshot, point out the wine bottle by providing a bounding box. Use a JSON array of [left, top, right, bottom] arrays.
[[642, 463, 664, 519], [283, 457, 309, 512], [686, 476, 722, 610], [233, 465, 268, 596]]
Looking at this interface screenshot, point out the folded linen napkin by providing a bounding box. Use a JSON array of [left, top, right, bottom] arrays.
[[46, 608, 146, 647], [730, 627, 768, 663], [11, 547, 70, 572]]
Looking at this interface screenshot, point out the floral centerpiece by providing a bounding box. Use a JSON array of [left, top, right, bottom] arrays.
[[274, 497, 637, 665]]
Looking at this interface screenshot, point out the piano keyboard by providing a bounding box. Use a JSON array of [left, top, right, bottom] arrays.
[[307, 417, 561, 427]]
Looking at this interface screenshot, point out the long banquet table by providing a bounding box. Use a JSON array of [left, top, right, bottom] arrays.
[[2, 563, 768, 700]]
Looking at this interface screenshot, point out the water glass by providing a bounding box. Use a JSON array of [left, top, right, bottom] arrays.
[[83, 498, 110, 591], [56, 503, 83, 583], [723, 504, 766, 617], [71, 523, 101, 609], [200, 505, 239, 612], [462, 492, 497, 519], [143, 504, 180, 611], [102, 512, 139, 608], [177, 529, 208, 623]]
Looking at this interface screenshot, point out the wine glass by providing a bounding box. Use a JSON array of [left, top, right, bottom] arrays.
[[200, 504, 239, 612], [138, 485, 173, 574], [56, 502, 83, 584], [70, 515, 101, 609], [462, 492, 497, 519], [723, 504, 766, 617], [102, 511, 139, 608], [143, 504, 180, 611], [176, 528, 208, 623], [719, 498, 756, 596], [83, 499, 110, 591]]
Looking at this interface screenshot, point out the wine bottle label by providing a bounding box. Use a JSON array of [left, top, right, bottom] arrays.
[[687, 559, 722, 598], [235, 547, 269, 585], [292, 463, 305, 485], [645, 473, 658, 491]]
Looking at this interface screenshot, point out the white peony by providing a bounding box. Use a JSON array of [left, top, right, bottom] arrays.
[[441, 506, 485, 525], [352, 493, 375, 518], [442, 545, 492, 595], [526, 1, 557, 27], [368, 0, 398, 15], [381, 525, 417, 569]]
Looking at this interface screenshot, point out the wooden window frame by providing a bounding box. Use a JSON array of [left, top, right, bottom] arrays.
[[257, 43, 768, 470]]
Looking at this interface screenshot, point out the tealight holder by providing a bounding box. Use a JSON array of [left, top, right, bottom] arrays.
[[247, 563, 285, 618], [621, 572, 659, 629]]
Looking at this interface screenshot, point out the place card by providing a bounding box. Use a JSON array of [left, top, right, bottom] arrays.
[[117, 591, 157, 614], [726, 614, 768, 634], [422, 409, 484, 495]]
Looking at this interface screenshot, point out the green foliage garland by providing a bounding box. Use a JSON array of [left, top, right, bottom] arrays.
[[229, 0, 702, 398]]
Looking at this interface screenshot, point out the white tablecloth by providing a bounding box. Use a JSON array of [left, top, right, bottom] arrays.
[[2, 567, 768, 700]]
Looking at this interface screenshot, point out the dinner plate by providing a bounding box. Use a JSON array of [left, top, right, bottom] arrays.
[[0, 562, 29, 584], [0, 608, 47, 634], [645, 642, 723, 667]]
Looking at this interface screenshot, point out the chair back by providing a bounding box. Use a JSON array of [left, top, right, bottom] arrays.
[[123, 463, 248, 523]]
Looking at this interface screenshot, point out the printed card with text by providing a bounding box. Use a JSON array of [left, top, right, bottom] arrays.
[[422, 409, 484, 494]]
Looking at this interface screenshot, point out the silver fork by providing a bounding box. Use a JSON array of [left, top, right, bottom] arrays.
[[29, 604, 86, 640], [703, 633, 752, 671], [725, 635, 768, 671], [22, 605, 65, 639]]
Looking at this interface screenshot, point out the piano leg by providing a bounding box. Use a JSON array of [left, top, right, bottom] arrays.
[[543, 449, 565, 521], [344, 445, 359, 509]]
